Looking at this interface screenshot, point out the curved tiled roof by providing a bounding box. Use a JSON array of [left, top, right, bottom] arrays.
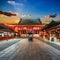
[[42, 20, 60, 30], [18, 18, 42, 25], [0, 24, 14, 32]]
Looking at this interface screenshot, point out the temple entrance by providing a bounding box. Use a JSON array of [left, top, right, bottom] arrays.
[[21, 29, 33, 37], [14, 25, 44, 38], [20, 30, 40, 38], [22, 30, 26, 34]]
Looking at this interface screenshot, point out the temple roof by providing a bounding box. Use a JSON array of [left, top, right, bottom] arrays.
[[0, 24, 14, 32], [18, 18, 42, 25], [42, 20, 60, 30]]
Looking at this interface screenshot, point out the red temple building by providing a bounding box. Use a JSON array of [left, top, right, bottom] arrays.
[[46, 24, 60, 40], [7, 18, 44, 37], [42, 20, 60, 41]]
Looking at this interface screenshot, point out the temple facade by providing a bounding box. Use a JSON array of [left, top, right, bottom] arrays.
[[42, 20, 60, 41], [7, 18, 44, 37]]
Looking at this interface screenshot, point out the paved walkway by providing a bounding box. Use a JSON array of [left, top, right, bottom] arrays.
[[43, 38, 60, 50], [0, 38, 21, 51], [0, 38, 60, 60], [51, 42, 60, 46]]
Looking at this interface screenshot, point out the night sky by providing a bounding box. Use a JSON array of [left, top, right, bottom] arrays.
[[0, 0, 60, 24]]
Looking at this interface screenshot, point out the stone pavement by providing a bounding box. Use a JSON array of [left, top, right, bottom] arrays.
[[0, 38, 60, 60], [0, 38, 21, 51], [43, 38, 60, 51]]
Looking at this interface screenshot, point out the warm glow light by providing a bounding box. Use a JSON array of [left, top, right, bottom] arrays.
[[23, 27, 27, 29], [0, 19, 20, 24], [15, 27, 18, 32], [33, 27, 39, 30], [0, 14, 5, 16]]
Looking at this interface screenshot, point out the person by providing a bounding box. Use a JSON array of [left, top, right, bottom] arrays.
[[28, 32, 33, 41], [51, 38, 54, 41]]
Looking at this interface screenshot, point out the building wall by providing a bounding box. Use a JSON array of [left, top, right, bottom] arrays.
[[13, 25, 44, 37], [46, 26, 60, 41]]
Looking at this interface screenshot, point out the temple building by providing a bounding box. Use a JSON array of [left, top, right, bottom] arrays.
[[0, 24, 15, 40], [7, 18, 44, 37], [42, 20, 60, 41]]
